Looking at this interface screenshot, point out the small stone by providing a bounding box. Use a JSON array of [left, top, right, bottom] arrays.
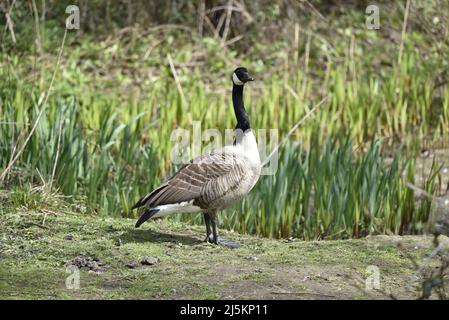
[[420, 149, 430, 158], [125, 261, 138, 269], [141, 257, 159, 266], [64, 234, 74, 240]]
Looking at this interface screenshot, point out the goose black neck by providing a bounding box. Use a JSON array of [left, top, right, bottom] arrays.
[[232, 84, 250, 131]]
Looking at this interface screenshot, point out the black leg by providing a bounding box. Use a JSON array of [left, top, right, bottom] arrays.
[[203, 213, 212, 242], [210, 213, 240, 249], [210, 214, 219, 244]]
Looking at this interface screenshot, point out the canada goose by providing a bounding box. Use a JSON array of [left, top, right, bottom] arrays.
[[132, 67, 260, 248]]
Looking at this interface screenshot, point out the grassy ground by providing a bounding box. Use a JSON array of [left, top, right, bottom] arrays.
[[1, 198, 447, 300]]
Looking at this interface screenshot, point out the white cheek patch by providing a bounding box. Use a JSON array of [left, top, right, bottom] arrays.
[[232, 72, 244, 85]]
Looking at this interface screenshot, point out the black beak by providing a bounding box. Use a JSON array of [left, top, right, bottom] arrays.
[[244, 74, 254, 82]]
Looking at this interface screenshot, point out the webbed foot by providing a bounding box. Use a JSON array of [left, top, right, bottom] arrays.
[[204, 234, 214, 243], [215, 237, 240, 249]]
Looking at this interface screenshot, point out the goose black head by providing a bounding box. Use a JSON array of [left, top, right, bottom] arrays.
[[232, 67, 254, 86]]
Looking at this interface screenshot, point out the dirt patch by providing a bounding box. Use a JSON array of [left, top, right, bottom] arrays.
[[209, 262, 367, 300], [69, 253, 109, 273]]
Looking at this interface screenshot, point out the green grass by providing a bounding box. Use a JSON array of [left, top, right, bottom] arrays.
[[0, 201, 441, 299]]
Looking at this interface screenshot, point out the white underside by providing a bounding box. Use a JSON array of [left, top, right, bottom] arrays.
[[152, 201, 202, 218]]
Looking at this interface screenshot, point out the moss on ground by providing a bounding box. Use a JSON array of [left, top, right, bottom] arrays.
[[0, 207, 442, 299]]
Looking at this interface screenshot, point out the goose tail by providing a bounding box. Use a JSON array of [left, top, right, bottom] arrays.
[[135, 208, 160, 228]]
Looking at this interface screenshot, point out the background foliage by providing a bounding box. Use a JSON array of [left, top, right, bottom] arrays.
[[0, 0, 448, 239]]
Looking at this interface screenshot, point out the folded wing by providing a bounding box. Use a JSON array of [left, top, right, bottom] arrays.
[[132, 149, 247, 210]]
